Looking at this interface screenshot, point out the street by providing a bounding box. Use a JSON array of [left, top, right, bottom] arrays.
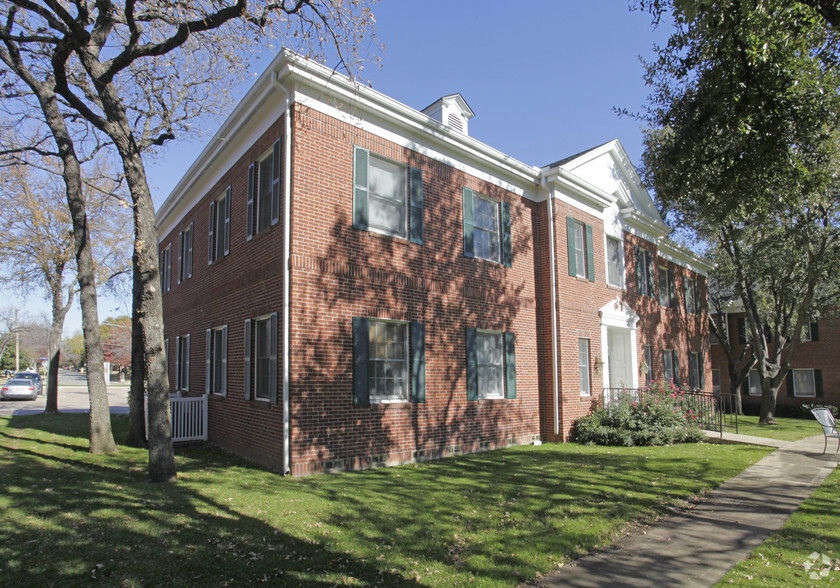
[[0, 368, 130, 417]]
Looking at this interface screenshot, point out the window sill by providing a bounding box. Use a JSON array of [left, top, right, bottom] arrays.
[[360, 227, 412, 246]]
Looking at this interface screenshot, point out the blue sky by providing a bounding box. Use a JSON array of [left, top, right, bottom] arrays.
[[21, 2, 673, 337]]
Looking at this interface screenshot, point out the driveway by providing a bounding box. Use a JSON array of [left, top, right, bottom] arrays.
[[0, 368, 130, 417]]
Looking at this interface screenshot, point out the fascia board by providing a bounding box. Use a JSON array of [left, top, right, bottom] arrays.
[[543, 168, 614, 212], [658, 238, 713, 276]]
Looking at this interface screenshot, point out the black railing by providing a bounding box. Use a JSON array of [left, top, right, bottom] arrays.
[[602, 388, 739, 436]]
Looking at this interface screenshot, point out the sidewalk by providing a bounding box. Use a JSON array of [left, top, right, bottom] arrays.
[[532, 433, 839, 587]]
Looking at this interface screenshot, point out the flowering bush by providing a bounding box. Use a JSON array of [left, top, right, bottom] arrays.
[[571, 381, 705, 446]]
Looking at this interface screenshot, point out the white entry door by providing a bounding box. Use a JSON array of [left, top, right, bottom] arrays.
[[608, 328, 632, 389]]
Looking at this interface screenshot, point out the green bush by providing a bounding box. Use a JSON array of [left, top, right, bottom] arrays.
[[572, 381, 705, 446]]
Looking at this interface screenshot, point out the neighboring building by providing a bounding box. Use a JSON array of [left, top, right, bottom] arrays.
[[156, 51, 711, 475], [709, 310, 839, 414]]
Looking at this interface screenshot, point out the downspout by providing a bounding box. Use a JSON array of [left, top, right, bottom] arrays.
[[542, 176, 561, 437], [274, 72, 293, 475]]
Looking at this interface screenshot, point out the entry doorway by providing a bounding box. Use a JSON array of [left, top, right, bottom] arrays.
[[608, 328, 633, 389]]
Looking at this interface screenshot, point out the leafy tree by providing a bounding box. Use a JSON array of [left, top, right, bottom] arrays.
[[637, 0, 840, 423], [0, 0, 378, 481]]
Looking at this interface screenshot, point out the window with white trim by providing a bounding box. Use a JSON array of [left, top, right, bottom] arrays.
[[684, 277, 698, 315], [712, 369, 721, 395], [246, 140, 281, 240], [160, 244, 171, 293], [474, 195, 502, 264], [663, 349, 679, 384], [644, 345, 653, 386], [244, 313, 278, 403], [465, 328, 516, 401], [175, 334, 190, 392], [688, 351, 702, 390], [659, 266, 676, 309], [209, 187, 231, 263], [367, 320, 409, 402], [792, 369, 816, 397], [579, 338, 591, 395], [178, 222, 193, 284], [606, 237, 624, 287], [635, 246, 655, 296], [206, 326, 228, 396], [747, 370, 761, 396]]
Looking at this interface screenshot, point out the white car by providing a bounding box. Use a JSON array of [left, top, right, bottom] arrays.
[[1, 379, 38, 400]]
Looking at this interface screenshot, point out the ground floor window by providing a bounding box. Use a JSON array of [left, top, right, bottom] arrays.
[[244, 313, 278, 403], [644, 345, 653, 386], [352, 317, 425, 406], [792, 369, 816, 397], [578, 338, 590, 395], [747, 370, 761, 396], [712, 369, 721, 395], [688, 351, 703, 390], [206, 326, 228, 396], [663, 350, 679, 384], [465, 328, 516, 401], [175, 334, 190, 392]]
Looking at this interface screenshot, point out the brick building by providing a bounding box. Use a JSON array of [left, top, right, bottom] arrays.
[[710, 310, 839, 414], [156, 51, 711, 474]]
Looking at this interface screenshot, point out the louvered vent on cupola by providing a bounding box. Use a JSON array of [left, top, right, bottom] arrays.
[[422, 93, 475, 136]]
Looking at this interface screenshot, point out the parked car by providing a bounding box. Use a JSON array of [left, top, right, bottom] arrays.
[[13, 371, 42, 395], [1, 379, 38, 400]]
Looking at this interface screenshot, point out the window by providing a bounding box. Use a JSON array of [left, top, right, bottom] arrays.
[[175, 334, 190, 392], [747, 370, 761, 396], [160, 244, 171, 293], [209, 187, 231, 263], [787, 369, 823, 399], [353, 147, 423, 244], [684, 278, 698, 315], [606, 237, 624, 287], [738, 317, 747, 344], [709, 316, 720, 345], [464, 189, 511, 266], [644, 345, 653, 386], [568, 217, 594, 281], [178, 222, 193, 284], [244, 313, 278, 403], [689, 351, 703, 390], [658, 266, 676, 308], [205, 326, 228, 396], [352, 317, 425, 406], [579, 338, 591, 395], [246, 139, 281, 240], [802, 321, 819, 342], [712, 369, 721, 395], [663, 349, 679, 384], [465, 328, 516, 401], [635, 246, 655, 296]]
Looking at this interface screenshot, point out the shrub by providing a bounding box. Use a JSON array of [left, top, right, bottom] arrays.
[[571, 381, 705, 446]]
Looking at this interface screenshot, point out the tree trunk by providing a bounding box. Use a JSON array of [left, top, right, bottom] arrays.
[[43, 282, 73, 414], [125, 247, 147, 447]]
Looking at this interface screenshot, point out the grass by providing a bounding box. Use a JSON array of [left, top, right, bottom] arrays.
[[717, 461, 840, 586], [734, 414, 823, 442], [0, 413, 774, 587]]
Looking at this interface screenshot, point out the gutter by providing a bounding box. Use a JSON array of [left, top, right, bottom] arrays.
[[273, 72, 293, 475], [542, 177, 561, 437]]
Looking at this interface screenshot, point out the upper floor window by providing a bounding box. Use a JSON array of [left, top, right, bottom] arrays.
[[246, 139, 281, 240], [178, 222, 193, 284], [160, 244, 171, 293], [464, 188, 511, 266], [353, 147, 423, 244], [352, 317, 425, 406], [606, 237, 624, 288], [659, 266, 676, 309], [802, 321, 820, 342], [635, 246, 655, 296], [209, 187, 231, 263], [684, 278, 699, 315], [466, 328, 516, 400], [567, 217, 594, 281]]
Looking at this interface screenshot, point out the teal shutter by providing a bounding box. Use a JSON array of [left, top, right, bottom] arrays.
[[647, 253, 656, 298], [811, 321, 820, 341], [684, 280, 690, 315], [567, 217, 576, 276], [246, 163, 255, 241], [585, 224, 594, 282], [223, 186, 231, 256], [221, 325, 228, 397], [352, 317, 370, 407], [672, 351, 680, 385], [815, 369, 823, 398], [635, 246, 644, 295], [501, 202, 512, 267], [668, 269, 676, 309], [353, 147, 369, 231], [205, 329, 211, 394], [409, 167, 423, 245], [243, 319, 251, 400], [699, 352, 704, 389], [411, 322, 426, 403], [466, 327, 477, 400], [207, 201, 215, 264], [786, 370, 794, 397], [463, 188, 475, 257], [270, 139, 281, 226], [269, 312, 278, 405], [504, 332, 516, 399]]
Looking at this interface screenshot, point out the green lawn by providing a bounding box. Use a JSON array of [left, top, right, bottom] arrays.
[[734, 414, 824, 442], [0, 413, 774, 587], [717, 462, 840, 586]]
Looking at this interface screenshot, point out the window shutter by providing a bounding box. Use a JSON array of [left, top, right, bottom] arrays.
[[741, 379, 748, 396], [668, 270, 676, 310], [501, 202, 512, 268], [184, 334, 190, 392], [648, 254, 656, 299], [269, 312, 278, 405], [410, 322, 426, 403], [221, 325, 228, 397], [223, 186, 231, 256], [684, 280, 691, 315], [699, 352, 704, 390], [585, 224, 594, 282], [244, 319, 251, 400], [409, 167, 424, 245], [815, 369, 823, 398], [466, 327, 478, 401], [177, 231, 183, 284], [505, 332, 516, 399], [786, 370, 794, 397], [246, 163, 255, 241], [672, 350, 679, 385], [271, 139, 281, 226], [205, 329, 211, 394], [353, 147, 369, 231], [635, 246, 643, 294], [352, 317, 370, 407], [208, 201, 215, 264], [463, 188, 475, 258], [567, 217, 577, 277], [187, 222, 193, 278], [738, 318, 746, 344], [811, 321, 820, 342], [165, 248, 171, 292], [175, 336, 181, 391]]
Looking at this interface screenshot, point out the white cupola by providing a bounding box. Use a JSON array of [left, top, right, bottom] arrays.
[[421, 93, 475, 135]]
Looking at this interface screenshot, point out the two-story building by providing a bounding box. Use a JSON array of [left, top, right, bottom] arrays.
[[156, 51, 712, 475]]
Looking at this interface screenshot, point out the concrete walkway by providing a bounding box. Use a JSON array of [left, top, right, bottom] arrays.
[[533, 433, 839, 587]]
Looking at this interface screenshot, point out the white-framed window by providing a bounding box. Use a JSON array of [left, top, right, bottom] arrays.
[[606, 237, 624, 288], [635, 245, 655, 296], [659, 266, 676, 309], [792, 369, 816, 397], [747, 370, 761, 396], [367, 320, 409, 402], [474, 194, 502, 263], [178, 222, 193, 284], [160, 244, 171, 293], [205, 326, 228, 396], [802, 321, 819, 342], [476, 330, 504, 399], [712, 369, 721, 395], [663, 349, 679, 384], [689, 351, 702, 390], [644, 345, 653, 386], [367, 156, 408, 239], [709, 315, 720, 345], [209, 187, 231, 263], [244, 313, 278, 402], [579, 338, 590, 396], [684, 278, 698, 315], [246, 140, 281, 240], [568, 217, 594, 280], [175, 334, 190, 392]]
